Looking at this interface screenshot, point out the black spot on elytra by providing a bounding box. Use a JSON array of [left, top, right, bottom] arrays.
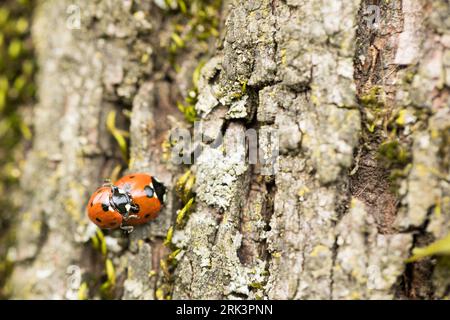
[[96, 217, 102, 223], [144, 185, 154, 198], [102, 203, 109, 211], [90, 201, 93, 207], [109, 222, 117, 226], [152, 178, 167, 203], [145, 214, 151, 218], [129, 175, 135, 179]]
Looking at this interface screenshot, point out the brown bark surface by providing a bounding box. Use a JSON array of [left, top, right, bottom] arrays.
[[5, 0, 450, 299]]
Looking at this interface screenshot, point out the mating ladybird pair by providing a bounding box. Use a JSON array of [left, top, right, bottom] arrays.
[[87, 173, 166, 233]]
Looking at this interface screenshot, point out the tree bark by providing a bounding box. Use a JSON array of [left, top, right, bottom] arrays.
[[7, 0, 450, 299]]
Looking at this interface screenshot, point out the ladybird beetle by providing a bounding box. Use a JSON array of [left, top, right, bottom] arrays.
[[87, 173, 166, 233]]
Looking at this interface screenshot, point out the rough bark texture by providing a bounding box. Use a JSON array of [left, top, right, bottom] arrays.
[[6, 0, 450, 299]]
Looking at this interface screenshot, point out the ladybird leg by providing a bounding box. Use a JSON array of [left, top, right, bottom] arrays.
[[122, 202, 139, 221], [120, 224, 134, 233], [102, 179, 112, 187], [123, 214, 138, 221], [121, 206, 138, 221]]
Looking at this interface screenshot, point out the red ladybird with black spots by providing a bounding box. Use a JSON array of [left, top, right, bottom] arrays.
[[87, 173, 167, 233]]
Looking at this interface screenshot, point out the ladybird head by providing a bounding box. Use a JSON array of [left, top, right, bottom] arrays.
[[110, 185, 133, 215]]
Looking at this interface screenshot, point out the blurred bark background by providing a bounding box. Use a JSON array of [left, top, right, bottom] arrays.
[[2, 0, 450, 299]]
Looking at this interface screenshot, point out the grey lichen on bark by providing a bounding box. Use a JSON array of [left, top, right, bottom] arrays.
[[173, 0, 449, 300], [173, 0, 367, 299]]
